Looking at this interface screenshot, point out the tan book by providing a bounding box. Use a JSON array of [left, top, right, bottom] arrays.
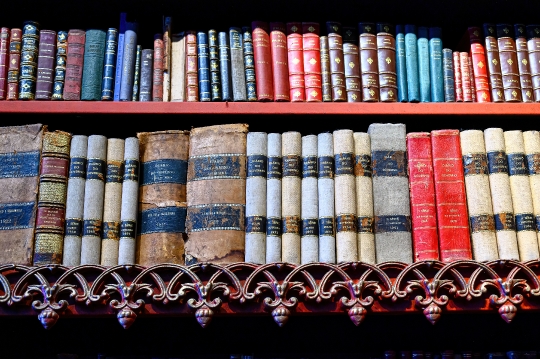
[[171, 33, 186, 102]]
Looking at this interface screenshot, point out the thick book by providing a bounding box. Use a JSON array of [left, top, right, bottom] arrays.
[[153, 34, 165, 101], [0, 28, 9, 99], [318, 133, 335, 263], [51, 31, 67, 100], [186, 31, 198, 102], [429, 27, 444, 102], [209, 29, 221, 101], [113, 13, 127, 101], [404, 25, 420, 102], [197, 31, 211, 102], [0, 124, 44, 265], [101, 28, 118, 101], [33, 131, 71, 266], [453, 51, 464, 101], [242, 27, 257, 101], [442, 48, 455, 102], [395, 25, 408, 102], [266, 133, 282, 262], [343, 26, 361, 102], [287, 22, 305, 102], [301, 135, 318, 263], [137, 130, 189, 266], [185, 124, 248, 264], [484, 24, 504, 102], [377, 23, 397, 102], [6, 28, 21, 100], [132, 45, 141, 101], [359, 22, 379, 102], [303, 22, 322, 102], [270, 23, 289, 101], [81, 29, 106, 101], [19, 21, 40, 100], [467, 27, 491, 102], [63, 29, 86, 101], [327, 22, 346, 102], [497, 24, 522, 102], [320, 36, 331, 101], [35, 29, 56, 100], [139, 49, 153, 101], [252, 21, 273, 101], [230, 27, 247, 101], [119, 26, 137, 101], [527, 25, 540, 102], [417, 27, 430, 102], [171, 32, 185, 102], [515, 24, 534, 102]]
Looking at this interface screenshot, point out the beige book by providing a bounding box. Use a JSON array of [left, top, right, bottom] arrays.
[[171, 33, 186, 102], [318, 133, 336, 263], [523, 131, 540, 255], [301, 135, 318, 264]]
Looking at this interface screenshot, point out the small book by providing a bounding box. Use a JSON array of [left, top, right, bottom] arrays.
[[132, 45, 141, 101], [170, 32, 185, 102], [19, 21, 40, 100], [153, 34, 164, 101], [81, 29, 106, 101], [185, 31, 198, 102], [101, 28, 118, 101], [51, 31, 67, 100], [286, 22, 305, 102], [229, 27, 247, 101], [270, 22, 290, 101], [453, 51, 464, 101], [460, 52, 473, 102], [483, 24, 504, 102], [303, 22, 322, 102], [301, 135, 318, 263], [467, 27, 490, 102], [252, 22, 273, 101], [359, 22, 379, 102], [218, 31, 232, 101], [242, 27, 257, 101], [318, 133, 336, 263], [139, 49, 153, 102], [266, 133, 282, 262], [442, 48, 455, 102], [417, 26, 430, 102], [320, 35, 331, 101], [63, 29, 86, 101], [35, 29, 57, 100], [208, 29, 221, 101], [343, 26, 361, 102]]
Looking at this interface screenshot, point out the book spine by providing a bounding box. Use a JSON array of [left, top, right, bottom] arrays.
[[6, 28, 21, 100], [368, 123, 412, 263], [51, 31, 67, 100], [453, 51, 463, 101], [171, 33, 185, 102], [137, 130, 189, 266], [516, 25, 533, 102], [523, 131, 540, 252], [101, 28, 118, 101], [33, 131, 71, 265], [484, 128, 520, 260], [139, 49, 153, 102], [431, 129, 472, 262], [416, 27, 430, 102], [468, 27, 491, 102], [80, 135, 107, 265], [230, 27, 247, 101], [186, 32, 198, 102], [404, 25, 419, 102], [327, 25, 346, 102], [317, 133, 335, 263], [162, 64, 170, 101], [132, 45, 141, 101], [0, 28, 9, 99], [245, 132, 267, 264], [406, 132, 439, 261], [118, 137, 139, 265], [442, 49, 455, 102], [270, 22, 289, 101], [429, 28, 444, 102], [35, 29, 56, 100], [343, 42, 361, 102], [303, 23, 323, 103], [301, 135, 318, 263], [113, 13, 126, 101], [119, 29, 137, 101], [81, 29, 106, 101], [504, 130, 539, 260], [63, 29, 86, 101], [287, 22, 305, 102], [527, 34, 540, 102], [396, 25, 408, 102], [320, 36, 331, 101], [153, 35, 164, 102], [498, 26, 522, 102], [468, 55, 476, 102], [242, 27, 257, 101], [62, 135, 88, 266], [218, 32, 232, 101], [209, 30, 221, 101], [377, 31, 397, 102], [252, 21, 273, 101], [19, 22, 39, 100], [266, 133, 282, 262], [360, 32, 379, 101], [460, 52, 473, 102], [354, 132, 376, 263], [281, 131, 301, 264], [162, 17, 172, 101], [460, 130, 499, 261], [185, 124, 248, 264], [485, 27, 505, 102], [197, 32, 211, 102]]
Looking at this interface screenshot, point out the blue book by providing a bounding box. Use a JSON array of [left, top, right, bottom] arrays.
[[113, 12, 127, 101], [417, 26, 431, 102], [442, 48, 455, 102], [404, 24, 420, 102], [429, 27, 444, 102], [101, 28, 118, 100], [197, 32, 211, 101], [218, 32, 232, 101], [119, 24, 137, 101], [395, 25, 408, 102]]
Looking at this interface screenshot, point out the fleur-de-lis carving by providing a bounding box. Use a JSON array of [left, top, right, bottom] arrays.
[[386, 57, 391, 64], [388, 90, 394, 97], [346, 30, 352, 37], [310, 90, 318, 98], [365, 25, 371, 32], [482, 93, 488, 99], [337, 89, 342, 96], [512, 90, 517, 97], [294, 90, 301, 97], [526, 91, 531, 98], [335, 58, 341, 64], [497, 90, 502, 96], [503, 27, 509, 34], [351, 93, 358, 100]]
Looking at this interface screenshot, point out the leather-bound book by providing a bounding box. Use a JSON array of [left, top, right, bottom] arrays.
[[318, 133, 335, 263], [6, 28, 21, 100], [497, 24, 522, 102], [118, 138, 139, 265], [327, 22, 346, 102], [417, 26, 430, 102], [132, 45, 141, 101], [359, 22, 379, 102], [33, 131, 71, 266], [483, 24, 504, 102], [218, 31, 232, 101], [404, 25, 420, 102], [407, 132, 439, 261], [527, 25, 540, 102], [303, 22, 322, 102], [320, 35, 331, 101], [0, 124, 44, 265], [453, 51, 463, 101], [51, 31, 67, 100], [442, 48, 455, 101], [153, 34, 165, 102], [343, 26, 361, 102], [197, 31, 211, 102], [230, 27, 247, 101], [281, 131, 301, 264], [431, 130, 472, 262], [35, 29, 56, 100], [120, 25, 137, 101], [286, 22, 305, 102], [171, 32, 185, 102], [266, 133, 282, 262], [113, 13, 127, 101], [19, 21, 40, 100], [467, 27, 491, 102], [186, 31, 198, 102], [468, 55, 477, 102], [162, 16, 172, 101], [0, 28, 9, 99], [63, 29, 86, 101], [429, 27, 444, 102], [252, 21, 273, 101], [208, 29, 221, 101], [242, 27, 257, 101], [270, 22, 289, 101], [395, 25, 408, 101], [515, 24, 534, 102], [137, 130, 189, 266], [139, 49, 153, 102], [81, 29, 106, 101], [377, 23, 397, 102], [185, 124, 248, 264], [460, 52, 473, 102], [101, 28, 118, 101], [301, 135, 318, 263]]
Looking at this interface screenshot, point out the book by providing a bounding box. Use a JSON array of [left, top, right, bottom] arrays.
[[417, 26, 430, 102], [252, 21, 273, 101], [343, 26, 361, 102], [101, 28, 118, 101], [484, 24, 504, 102], [515, 24, 534, 102], [81, 29, 106, 101], [320, 35, 331, 101], [242, 27, 257, 101], [281, 131, 301, 264], [153, 34, 164, 102], [132, 45, 141, 101], [197, 31, 211, 102], [404, 25, 419, 102], [186, 31, 198, 102], [523, 131, 540, 250], [218, 31, 232, 101], [0, 28, 9, 99], [209, 29, 221, 101], [303, 22, 322, 102], [51, 31, 67, 100], [35, 29, 56, 100], [453, 51, 463, 101], [467, 27, 490, 103], [162, 16, 172, 101], [6, 28, 21, 100], [171, 32, 186, 102], [119, 25, 137, 101], [287, 22, 305, 102], [442, 48, 455, 102], [527, 25, 540, 102], [429, 27, 444, 102], [63, 29, 86, 101], [301, 135, 318, 263], [266, 133, 282, 262], [327, 22, 346, 102], [318, 132, 335, 263], [230, 27, 247, 101], [270, 22, 289, 101], [468, 55, 477, 102], [185, 124, 248, 264], [19, 21, 40, 100], [113, 13, 127, 101], [497, 24, 522, 102], [460, 52, 473, 102], [377, 23, 397, 102], [139, 49, 153, 102], [359, 22, 379, 102], [395, 24, 408, 102]]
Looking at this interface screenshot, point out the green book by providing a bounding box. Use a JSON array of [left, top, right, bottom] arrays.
[[81, 29, 106, 100]]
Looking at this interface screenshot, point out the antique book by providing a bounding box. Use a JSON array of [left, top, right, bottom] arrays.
[[230, 27, 247, 101], [431, 130, 472, 262], [395, 25, 408, 102], [523, 131, 540, 251], [343, 26, 361, 102], [51, 31, 67, 100], [460, 52, 473, 102], [354, 132, 376, 263], [101, 28, 118, 101], [504, 130, 539, 260], [416, 27, 430, 102], [209, 29, 221, 101], [19, 21, 40, 100], [287, 22, 305, 102], [33, 131, 71, 266], [460, 130, 499, 261], [404, 25, 420, 102], [139, 49, 153, 102], [0, 124, 44, 265], [320, 35, 331, 101], [245, 132, 267, 264], [318, 133, 335, 263], [513, 25, 533, 102], [6, 28, 21, 100], [429, 27, 444, 102], [327, 22, 346, 102], [359, 22, 379, 102], [119, 26, 137, 101], [368, 123, 412, 263], [137, 130, 189, 266], [162, 16, 172, 101], [453, 51, 463, 101], [303, 22, 322, 102], [81, 29, 106, 101], [484, 128, 520, 260], [377, 23, 397, 102], [467, 27, 490, 102], [113, 13, 127, 101], [62, 135, 88, 266], [35, 29, 56, 100], [171, 32, 186, 102], [301, 135, 318, 263], [242, 27, 257, 101], [0, 28, 9, 99], [406, 132, 439, 261], [497, 24, 522, 102], [197, 31, 211, 102], [527, 25, 540, 102], [132, 45, 141, 101], [266, 133, 282, 262], [270, 22, 289, 101], [252, 21, 273, 101], [442, 48, 455, 102], [153, 34, 165, 102], [468, 54, 477, 102], [218, 31, 232, 101], [186, 31, 198, 102], [281, 131, 301, 264], [484, 24, 504, 102], [185, 124, 248, 264], [63, 29, 86, 101]]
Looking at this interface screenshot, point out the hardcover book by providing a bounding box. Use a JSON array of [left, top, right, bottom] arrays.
[[209, 29, 222, 101], [320, 35, 331, 101], [252, 21, 273, 101], [170, 32, 185, 102], [395, 25, 408, 101], [467, 27, 491, 102], [527, 25, 540, 102], [429, 27, 444, 102], [186, 31, 198, 102], [327, 22, 346, 102], [287, 22, 305, 102], [404, 25, 419, 102], [343, 26, 361, 102], [35, 29, 56, 100], [119, 25, 137, 101], [301, 135, 318, 263], [153, 34, 165, 101], [63, 29, 86, 101], [497, 24, 522, 102], [230, 27, 247, 101], [139, 49, 153, 101], [19, 21, 40, 100], [81, 29, 106, 101], [484, 24, 504, 102], [442, 48, 455, 102], [359, 22, 379, 102], [113, 13, 127, 101], [266, 133, 282, 262], [101, 28, 118, 101], [218, 31, 232, 101], [453, 51, 463, 101], [132, 45, 141, 101], [318, 132, 335, 263], [0, 28, 9, 99], [376, 23, 397, 102], [303, 22, 322, 102], [242, 27, 257, 101], [417, 27, 430, 102], [6, 28, 21, 100], [270, 23, 289, 101], [515, 24, 534, 102], [197, 31, 211, 101], [51, 31, 67, 100], [460, 52, 473, 102]]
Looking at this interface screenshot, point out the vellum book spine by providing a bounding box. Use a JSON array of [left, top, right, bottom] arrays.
[[281, 131, 301, 264], [51, 31, 67, 100], [245, 132, 267, 264], [185, 124, 248, 264], [171, 33, 185, 102], [301, 135, 318, 263], [101, 28, 118, 101], [118, 138, 139, 265], [266, 133, 282, 263], [523, 131, 540, 254], [318, 133, 336, 263], [81, 29, 106, 101], [62, 135, 88, 266]]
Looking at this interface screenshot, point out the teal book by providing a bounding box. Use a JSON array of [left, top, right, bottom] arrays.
[[81, 29, 106, 100], [395, 25, 408, 102], [417, 26, 431, 102], [429, 27, 444, 102], [404, 24, 419, 102]]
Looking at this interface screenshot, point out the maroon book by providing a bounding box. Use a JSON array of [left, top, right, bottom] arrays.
[[185, 31, 198, 102], [286, 22, 304, 102], [252, 21, 273, 101], [63, 29, 86, 101], [0, 28, 9, 100], [6, 28, 21, 100], [302, 22, 322, 102], [270, 22, 289, 101], [35, 30, 57, 100]]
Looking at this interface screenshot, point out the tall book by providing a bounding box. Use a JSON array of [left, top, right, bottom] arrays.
[[19, 21, 40, 100], [460, 52, 473, 102], [404, 25, 420, 102], [137, 130, 189, 266], [63, 29, 86, 101], [270, 22, 289, 101], [6, 28, 21, 100], [453, 51, 463, 101], [35, 29, 56, 100], [343, 26, 361, 102], [523, 131, 540, 252], [303, 23, 322, 102], [218, 31, 232, 101], [33, 131, 72, 266], [162, 16, 172, 102], [0, 28, 9, 99], [468, 54, 476, 101], [497, 24, 522, 102], [119, 25, 137, 101], [51, 31, 67, 100], [101, 28, 118, 101], [467, 27, 490, 102], [442, 48, 455, 102], [81, 29, 106, 101], [252, 21, 273, 101], [429, 27, 444, 102], [209, 29, 221, 101], [153, 34, 164, 101], [515, 24, 534, 102], [171, 32, 186, 102], [113, 13, 127, 101], [301, 135, 318, 263], [368, 123, 412, 263], [230, 27, 247, 101], [132, 45, 141, 101], [376, 23, 397, 102], [431, 130, 472, 262], [483, 24, 504, 102], [318, 133, 335, 263], [417, 27, 430, 102], [527, 25, 540, 102], [185, 124, 248, 264], [186, 31, 198, 102], [327, 22, 346, 102], [197, 31, 211, 102], [320, 35, 331, 101], [281, 131, 301, 264], [139, 49, 153, 102], [395, 25, 408, 102], [286, 23, 305, 102], [0, 124, 44, 265], [359, 22, 379, 102], [242, 27, 257, 101], [266, 133, 282, 262]]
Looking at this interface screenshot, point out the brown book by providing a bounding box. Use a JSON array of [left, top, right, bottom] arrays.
[[185, 31, 198, 102], [153, 34, 164, 101], [377, 23, 397, 102], [185, 124, 248, 264], [320, 35, 332, 101], [484, 24, 504, 102], [63, 29, 86, 101], [6, 28, 21, 100], [496, 24, 522, 102], [359, 22, 379, 101], [515, 24, 534, 102], [527, 25, 540, 102], [343, 26, 361, 102], [327, 22, 346, 101]]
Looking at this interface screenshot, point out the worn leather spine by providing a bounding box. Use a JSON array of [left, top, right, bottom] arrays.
[[252, 21, 273, 101], [62, 135, 88, 266], [318, 133, 335, 263], [514, 24, 533, 102], [153, 34, 165, 102], [431, 130, 472, 262], [377, 23, 397, 102], [442, 49, 455, 102], [185, 124, 247, 264], [242, 27, 257, 101], [468, 55, 476, 102], [245, 132, 267, 264], [119, 28, 137, 101], [270, 23, 289, 101], [162, 17, 172, 102], [6, 28, 21, 100], [132, 45, 141, 101], [453, 52, 463, 101], [359, 23, 379, 102], [303, 23, 322, 102], [118, 138, 139, 265], [218, 32, 232, 101], [209, 30, 221, 101], [407, 133, 439, 261], [63, 29, 86, 101], [497, 24, 522, 102], [19, 21, 39, 100], [113, 13, 127, 101], [527, 25, 540, 102], [320, 36, 331, 101], [301, 135, 318, 263], [327, 22, 346, 102], [171, 33, 185, 102], [51, 31, 67, 100], [80, 29, 106, 101], [416, 27, 430, 102], [468, 27, 491, 102], [484, 24, 504, 102], [230, 27, 247, 101], [139, 49, 153, 102], [101, 28, 117, 101], [395, 25, 408, 102], [0, 28, 10, 99], [186, 31, 198, 102], [343, 27, 361, 102], [287, 23, 305, 102], [460, 130, 499, 261], [197, 32, 211, 102], [404, 25, 419, 102], [0, 124, 44, 265], [484, 128, 520, 260], [80, 135, 107, 265], [523, 131, 540, 253], [428, 27, 444, 102], [33, 131, 71, 266], [369, 123, 412, 264], [100, 139, 125, 266], [35, 30, 56, 100], [137, 130, 189, 266], [460, 52, 473, 102], [504, 130, 539, 260], [266, 133, 282, 262]]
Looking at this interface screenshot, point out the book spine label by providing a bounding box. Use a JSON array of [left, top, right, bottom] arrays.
[[404, 31, 419, 101], [113, 13, 126, 101], [442, 49, 455, 101], [118, 138, 139, 264], [417, 31, 430, 102], [101, 28, 117, 100], [320, 36, 331, 101], [252, 22, 273, 101], [209, 30, 221, 101], [396, 29, 408, 101], [51, 31, 67, 100], [429, 35, 444, 102], [498, 36, 522, 101], [139, 49, 153, 102], [301, 135, 318, 263], [6, 28, 21, 100], [377, 32, 397, 102], [270, 23, 289, 101], [197, 32, 211, 102], [34, 30, 56, 100], [186, 32, 198, 102], [132, 45, 141, 101], [171, 33, 186, 102], [528, 37, 540, 102], [287, 23, 305, 102], [0, 28, 9, 99], [19, 22, 39, 100], [516, 37, 533, 101], [360, 33, 379, 101], [153, 35, 165, 102], [63, 29, 86, 101], [328, 33, 346, 102], [460, 52, 473, 102], [485, 36, 505, 102], [523, 131, 540, 248], [303, 23, 322, 102], [81, 29, 106, 101], [343, 43, 361, 102], [119, 29, 137, 101], [266, 133, 282, 262], [242, 27, 257, 101], [453, 52, 463, 101], [230, 28, 247, 101], [317, 133, 335, 263]]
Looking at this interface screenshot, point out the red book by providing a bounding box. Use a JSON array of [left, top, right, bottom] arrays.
[[302, 22, 322, 102], [270, 22, 289, 101], [467, 27, 491, 102], [452, 51, 463, 101], [153, 34, 164, 101], [63, 29, 86, 101], [407, 133, 439, 261], [6, 28, 21, 101], [286, 22, 304, 102], [0, 28, 9, 100], [185, 31, 198, 102], [431, 130, 472, 263], [459, 52, 472, 102], [252, 21, 273, 101]]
